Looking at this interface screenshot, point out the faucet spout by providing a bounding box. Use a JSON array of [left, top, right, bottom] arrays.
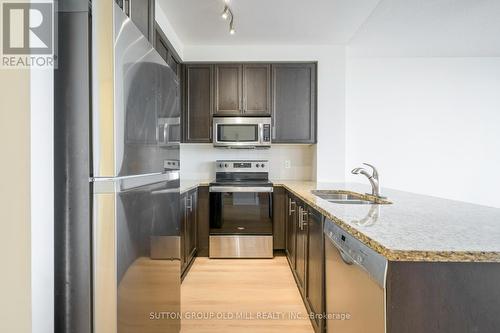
[[351, 164, 385, 198]]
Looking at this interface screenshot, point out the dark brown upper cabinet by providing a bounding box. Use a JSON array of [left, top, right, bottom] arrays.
[[183, 64, 213, 143], [154, 25, 181, 78], [243, 64, 271, 115], [123, 0, 154, 42], [214, 64, 271, 116], [272, 63, 316, 143], [155, 31, 168, 61], [214, 64, 243, 115]]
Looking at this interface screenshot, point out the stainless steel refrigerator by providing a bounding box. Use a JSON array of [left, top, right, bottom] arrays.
[[91, 2, 181, 332]]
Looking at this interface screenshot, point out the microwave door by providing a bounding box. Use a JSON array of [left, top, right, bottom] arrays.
[[215, 124, 259, 147], [212, 117, 271, 148]]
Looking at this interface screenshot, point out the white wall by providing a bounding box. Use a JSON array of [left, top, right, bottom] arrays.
[[181, 144, 314, 180], [182, 45, 347, 182], [346, 56, 500, 208], [155, 2, 185, 59], [30, 67, 54, 333]]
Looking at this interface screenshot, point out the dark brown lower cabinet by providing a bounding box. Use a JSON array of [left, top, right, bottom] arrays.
[[285, 190, 325, 333], [181, 188, 197, 278], [272, 186, 286, 250], [387, 261, 500, 333], [295, 200, 308, 297], [196, 186, 210, 257], [286, 192, 297, 269], [306, 208, 324, 332]]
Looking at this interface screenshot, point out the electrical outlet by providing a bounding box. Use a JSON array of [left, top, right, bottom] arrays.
[[284, 160, 291, 169]]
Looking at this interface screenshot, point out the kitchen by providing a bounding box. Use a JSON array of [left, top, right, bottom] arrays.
[[1, 1, 500, 333]]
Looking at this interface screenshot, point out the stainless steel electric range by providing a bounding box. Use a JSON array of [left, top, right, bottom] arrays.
[[209, 160, 273, 258]]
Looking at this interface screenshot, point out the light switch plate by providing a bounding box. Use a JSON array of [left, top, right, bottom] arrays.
[[284, 160, 291, 169]]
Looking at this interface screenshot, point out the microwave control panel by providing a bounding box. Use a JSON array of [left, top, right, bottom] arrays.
[[263, 124, 271, 142]]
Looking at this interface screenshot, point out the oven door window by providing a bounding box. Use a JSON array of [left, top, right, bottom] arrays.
[[210, 192, 272, 235], [217, 124, 258, 142]]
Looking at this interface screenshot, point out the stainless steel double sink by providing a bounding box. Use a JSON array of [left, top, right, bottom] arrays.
[[311, 190, 391, 205]]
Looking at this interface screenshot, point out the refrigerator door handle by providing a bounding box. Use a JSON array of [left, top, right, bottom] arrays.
[[92, 171, 180, 193]]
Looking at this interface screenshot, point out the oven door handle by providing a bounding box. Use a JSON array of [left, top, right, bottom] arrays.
[[209, 186, 274, 193]]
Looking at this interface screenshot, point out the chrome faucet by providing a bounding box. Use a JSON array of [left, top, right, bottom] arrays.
[[351, 163, 385, 198]]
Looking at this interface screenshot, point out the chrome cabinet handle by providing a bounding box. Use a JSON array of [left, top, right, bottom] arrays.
[[298, 206, 303, 230], [288, 198, 296, 215], [301, 210, 308, 228], [186, 196, 193, 212]]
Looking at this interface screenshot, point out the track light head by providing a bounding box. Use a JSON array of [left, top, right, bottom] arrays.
[[229, 18, 235, 35], [221, 6, 229, 20]]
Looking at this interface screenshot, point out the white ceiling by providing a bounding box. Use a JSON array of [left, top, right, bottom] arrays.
[[157, 0, 381, 45], [158, 0, 500, 56]]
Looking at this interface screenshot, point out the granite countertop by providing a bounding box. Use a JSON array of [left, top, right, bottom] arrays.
[[274, 181, 500, 262], [180, 179, 211, 194]]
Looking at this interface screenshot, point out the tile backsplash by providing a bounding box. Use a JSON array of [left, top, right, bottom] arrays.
[[180, 144, 315, 181]]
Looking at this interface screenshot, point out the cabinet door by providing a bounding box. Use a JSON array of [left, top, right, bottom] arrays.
[[272, 63, 316, 143], [295, 203, 308, 296], [129, 0, 154, 41], [243, 64, 271, 115], [306, 208, 324, 332], [154, 28, 181, 78], [214, 64, 242, 115], [286, 194, 297, 268], [155, 31, 168, 62], [272, 186, 286, 250], [184, 65, 213, 142], [196, 186, 210, 257], [180, 192, 187, 273], [187, 190, 197, 261]]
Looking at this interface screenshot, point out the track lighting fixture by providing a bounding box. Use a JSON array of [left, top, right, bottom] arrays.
[[220, 3, 235, 35], [229, 17, 235, 34], [221, 6, 229, 20]]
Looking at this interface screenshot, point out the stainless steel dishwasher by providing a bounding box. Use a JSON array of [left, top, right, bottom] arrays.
[[324, 219, 388, 333]]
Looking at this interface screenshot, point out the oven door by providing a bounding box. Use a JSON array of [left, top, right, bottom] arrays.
[[209, 186, 273, 234], [209, 186, 273, 258]]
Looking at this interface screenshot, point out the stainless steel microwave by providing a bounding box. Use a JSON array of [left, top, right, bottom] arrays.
[[213, 117, 271, 148]]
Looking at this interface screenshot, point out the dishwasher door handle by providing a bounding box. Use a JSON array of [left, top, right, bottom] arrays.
[[326, 234, 358, 266], [339, 249, 355, 265]]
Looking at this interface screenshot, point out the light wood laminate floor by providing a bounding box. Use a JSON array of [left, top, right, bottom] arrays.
[[181, 256, 314, 333]]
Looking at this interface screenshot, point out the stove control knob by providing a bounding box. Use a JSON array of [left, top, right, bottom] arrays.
[[219, 163, 223, 168], [261, 163, 265, 168], [224, 163, 228, 168], [256, 164, 260, 168]]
